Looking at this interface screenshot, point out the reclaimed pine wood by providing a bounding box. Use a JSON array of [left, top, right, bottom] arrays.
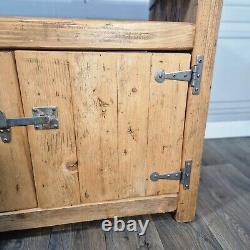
[[39, 51, 189, 204], [146, 53, 191, 196], [0, 194, 177, 232], [149, 0, 223, 223], [15, 51, 80, 208], [175, 0, 223, 222], [0, 17, 195, 51], [0, 52, 37, 212], [0, 0, 223, 230], [70, 52, 120, 203], [116, 53, 151, 199]]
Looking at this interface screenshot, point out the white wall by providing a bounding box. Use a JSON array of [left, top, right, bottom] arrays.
[[205, 0, 250, 138]]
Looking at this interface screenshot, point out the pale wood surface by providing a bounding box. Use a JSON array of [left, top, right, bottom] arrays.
[[15, 51, 81, 208], [11, 51, 189, 210], [0, 194, 177, 232], [0, 17, 195, 50], [176, 0, 223, 222], [0, 52, 37, 212], [117, 53, 151, 199], [1, 138, 249, 249], [70, 52, 120, 203], [69, 52, 190, 202], [146, 53, 191, 196]]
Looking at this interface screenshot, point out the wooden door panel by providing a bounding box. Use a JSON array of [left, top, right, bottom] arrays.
[[68, 52, 190, 202], [0, 52, 37, 212], [15, 51, 80, 208], [14, 51, 190, 208], [69, 53, 152, 202], [146, 53, 191, 196]]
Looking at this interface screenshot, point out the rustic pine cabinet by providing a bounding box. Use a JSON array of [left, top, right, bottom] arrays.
[[0, 0, 222, 232]]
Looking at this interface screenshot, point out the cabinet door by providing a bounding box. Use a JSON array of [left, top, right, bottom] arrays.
[[15, 51, 190, 207], [0, 52, 37, 212]]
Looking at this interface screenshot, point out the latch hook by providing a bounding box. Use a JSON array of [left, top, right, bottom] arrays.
[[0, 107, 59, 143]]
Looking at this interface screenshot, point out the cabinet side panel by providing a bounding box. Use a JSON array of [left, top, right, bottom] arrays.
[[176, 0, 223, 222], [15, 51, 80, 208], [0, 52, 37, 212]]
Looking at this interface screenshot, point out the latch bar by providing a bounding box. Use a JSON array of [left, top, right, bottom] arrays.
[[155, 55, 204, 95], [150, 160, 192, 190], [6, 116, 48, 128], [0, 106, 59, 143]]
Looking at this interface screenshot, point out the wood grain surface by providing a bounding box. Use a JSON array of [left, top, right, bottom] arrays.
[[176, 0, 223, 222], [0, 52, 37, 212], [0, 194, 177, 232], [15, 51, 81, 208], [0, 17, 195, 50]]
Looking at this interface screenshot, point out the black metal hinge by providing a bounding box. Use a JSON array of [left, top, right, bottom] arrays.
[[154, 55, 204, 95], [150, 160, 192, 190]]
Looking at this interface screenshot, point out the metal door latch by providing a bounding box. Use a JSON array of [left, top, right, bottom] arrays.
[[0, 106, 59, 143], [150, 160, 192, 190], [155, 55, 204, 95]]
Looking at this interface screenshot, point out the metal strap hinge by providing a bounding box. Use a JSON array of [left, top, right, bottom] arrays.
[[150, 160, 192, 190], [155, 55, 204, 95], [0, 107, 59, 143]]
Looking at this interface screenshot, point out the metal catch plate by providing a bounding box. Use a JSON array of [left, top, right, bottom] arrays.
[[190, 56, 204, 95], [32, 107, 59, 130], [0, 112, 11, 143], [181, 160, 192, 190]]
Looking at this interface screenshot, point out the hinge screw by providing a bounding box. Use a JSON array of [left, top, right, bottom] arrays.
[[158, 72, 164, 79]]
